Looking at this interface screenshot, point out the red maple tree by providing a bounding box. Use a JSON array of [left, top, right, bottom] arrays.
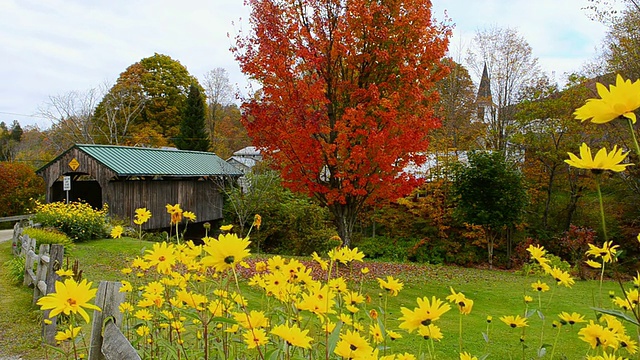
[[233, 0, 451, 246]]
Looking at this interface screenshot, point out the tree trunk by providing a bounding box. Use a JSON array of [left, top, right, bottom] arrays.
[[329, 202, 358, 248]]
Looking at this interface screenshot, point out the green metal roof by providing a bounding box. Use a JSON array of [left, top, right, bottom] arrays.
[[44, 144, 243, 177]]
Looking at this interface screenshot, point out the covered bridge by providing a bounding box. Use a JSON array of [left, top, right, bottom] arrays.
[[36, 144, 243, 229]]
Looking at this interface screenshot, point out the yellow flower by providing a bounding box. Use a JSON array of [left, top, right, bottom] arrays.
[[136, 325, 150, 337], [55, 325, 81, 342], [523, 295, 533, 303], [531, 280, 550, 292], [377, 276, 404, 296], [446, 287, 474, 315], [55, 268, 74, 277], [242, 328, 268, 349], [558, 312, 586, 326], [311, 251, 329, 271], [574, 74, 640, 124], [418, 324, 443, 341], [119, 280, 132, 292], [526, 244, 547, 262], [548, 267, 575, 288], [586, 241, 620, 263], [399, 296, 451, 332], [271, 323, 313, 349], [578, 320, 619, 349], [110, 225, 123, 239], [202, 233, 251, 272], [134, 309, 153, 321], [334, 329, 373, 359], [143, 242, 177, 274], [565, 143, 632, 173], [500, 315, 528, 328], [183, 211, 196, 222], [134, 207, 151, 225], [166, 203, 183, 224], [460, 351, 478, 360], [37, 278, 101, 323], [253, 214, 262, 229], [220, 224, 233, 231], [585, 259, 602, 269]]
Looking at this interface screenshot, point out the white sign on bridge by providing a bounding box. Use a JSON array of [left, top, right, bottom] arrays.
[[63, 176, 71, 191]]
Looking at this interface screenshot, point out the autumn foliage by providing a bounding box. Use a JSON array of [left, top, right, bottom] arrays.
[[0, 162, 45, 217], [234, 0, 451, 244]]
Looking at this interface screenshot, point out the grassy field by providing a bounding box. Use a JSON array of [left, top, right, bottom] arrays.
[[1, 237, 635, 359]]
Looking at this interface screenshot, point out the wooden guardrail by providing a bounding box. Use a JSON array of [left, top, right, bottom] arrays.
[[1, 214, 33, 223]]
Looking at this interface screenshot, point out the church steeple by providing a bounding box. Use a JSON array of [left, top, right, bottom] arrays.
[[476, 63, 493, 122], [477, 63, 492, 105]]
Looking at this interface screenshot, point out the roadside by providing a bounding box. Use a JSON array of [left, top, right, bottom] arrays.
[[0, 229, 14, 243]]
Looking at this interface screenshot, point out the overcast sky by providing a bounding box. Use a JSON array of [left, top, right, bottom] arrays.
[[0, 0, 613, 129]]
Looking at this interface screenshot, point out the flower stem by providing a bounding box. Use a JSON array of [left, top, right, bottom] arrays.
[[627, 118, 640, 158], [595, 177, 608, 242], [549, 325, 561, 360]]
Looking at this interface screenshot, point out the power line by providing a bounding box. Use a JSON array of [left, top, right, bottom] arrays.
[[0, 111, 45, 119]]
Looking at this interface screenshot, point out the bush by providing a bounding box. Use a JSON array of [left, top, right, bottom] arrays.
[[32, 201, 108, 242], [0, 162, 44, 217], [22, 227, 74, 250], [356, 236, 412, 262], [3, 256, 25, 284]]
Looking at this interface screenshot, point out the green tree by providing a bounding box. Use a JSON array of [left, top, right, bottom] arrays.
[[175, 84, 210, 151], [94, 53, 201, 146], [452, 151, 528, 268]]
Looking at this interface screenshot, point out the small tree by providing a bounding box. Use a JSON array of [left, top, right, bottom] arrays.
[[0, 162, 45, 217], [451, 151, 527, 268], [175, 84, 210, 151]]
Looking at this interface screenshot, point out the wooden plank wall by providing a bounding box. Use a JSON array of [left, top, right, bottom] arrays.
[[38, 148, 115, 202], [107, 179, 224, 229]]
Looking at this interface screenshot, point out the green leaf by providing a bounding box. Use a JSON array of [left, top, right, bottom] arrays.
[[591, 307, 640, 326], [327, 321, 343, 355]]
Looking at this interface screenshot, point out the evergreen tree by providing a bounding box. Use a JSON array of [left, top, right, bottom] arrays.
[[175, 83, 210, 151]]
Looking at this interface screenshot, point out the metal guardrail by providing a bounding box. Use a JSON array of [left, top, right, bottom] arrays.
[[0, 214, 33, 223]]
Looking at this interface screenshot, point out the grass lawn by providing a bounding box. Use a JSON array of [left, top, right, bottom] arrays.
[[1, 237, 635, 359]]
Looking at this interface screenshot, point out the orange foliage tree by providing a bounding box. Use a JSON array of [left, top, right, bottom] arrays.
[[233, 0, 452, 245], [0, 162, 45, 217]]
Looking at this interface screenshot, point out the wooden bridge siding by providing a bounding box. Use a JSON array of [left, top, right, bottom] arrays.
[[106, 180, 223, 229], [39, 148, 116, 202]]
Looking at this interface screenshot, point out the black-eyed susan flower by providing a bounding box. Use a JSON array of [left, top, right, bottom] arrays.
[[446, 287, 474, 314], [574, 74, 640, 124], [585, 259, 602, 269], [220, 224, 233, 231], [399, 296, 451, 332], [183, 211, 196, 222], [387, 330, 402, 340], [460, 351, 479, 360], [586, 241, 620, 263], [233, 310, 269, 329], [134, 207, 151, 225], [143, 242, 177, 274], [578, 320, 619, 349], [243, 328, 268, 349], [201, 233, 251, 272], [558, 312, 586, 326], [110, 225, 123, 239], [334, 329, 373, 359], [134, 308, 153, 321], [548, 267, 575, 288], [271, 323, 313, 349], [418, 324, 443, 341], [500, 315, 528, 328], [531, 280, 550, 292], [369, 323, 385, 344], [37, 278, 101, 323], [54, 325, 81, 343], [565, 143, 632, 173], [377, 276, 404, 296]]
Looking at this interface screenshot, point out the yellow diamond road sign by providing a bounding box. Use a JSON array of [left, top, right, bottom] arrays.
[[69, 158, 80, 171]]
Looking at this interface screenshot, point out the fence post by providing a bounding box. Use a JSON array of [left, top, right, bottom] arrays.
[[12, 222, 21, 256], [22, 236, 36, 287], [41, 244, 64, 345], [89, 281, 139, 360], [32, 244, 50, 304]]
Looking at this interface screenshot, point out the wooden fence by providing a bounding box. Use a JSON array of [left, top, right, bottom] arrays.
[[12, 223, 139, 359]]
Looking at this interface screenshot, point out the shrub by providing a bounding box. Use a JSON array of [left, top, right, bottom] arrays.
[[22, 227, 74, 251], [32, 201, 108, 242], [3, 256, 25, 284], [0, 162, 44, 217]]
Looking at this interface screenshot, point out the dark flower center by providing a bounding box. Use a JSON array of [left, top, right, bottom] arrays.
[[224, 256, 235, 264]]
